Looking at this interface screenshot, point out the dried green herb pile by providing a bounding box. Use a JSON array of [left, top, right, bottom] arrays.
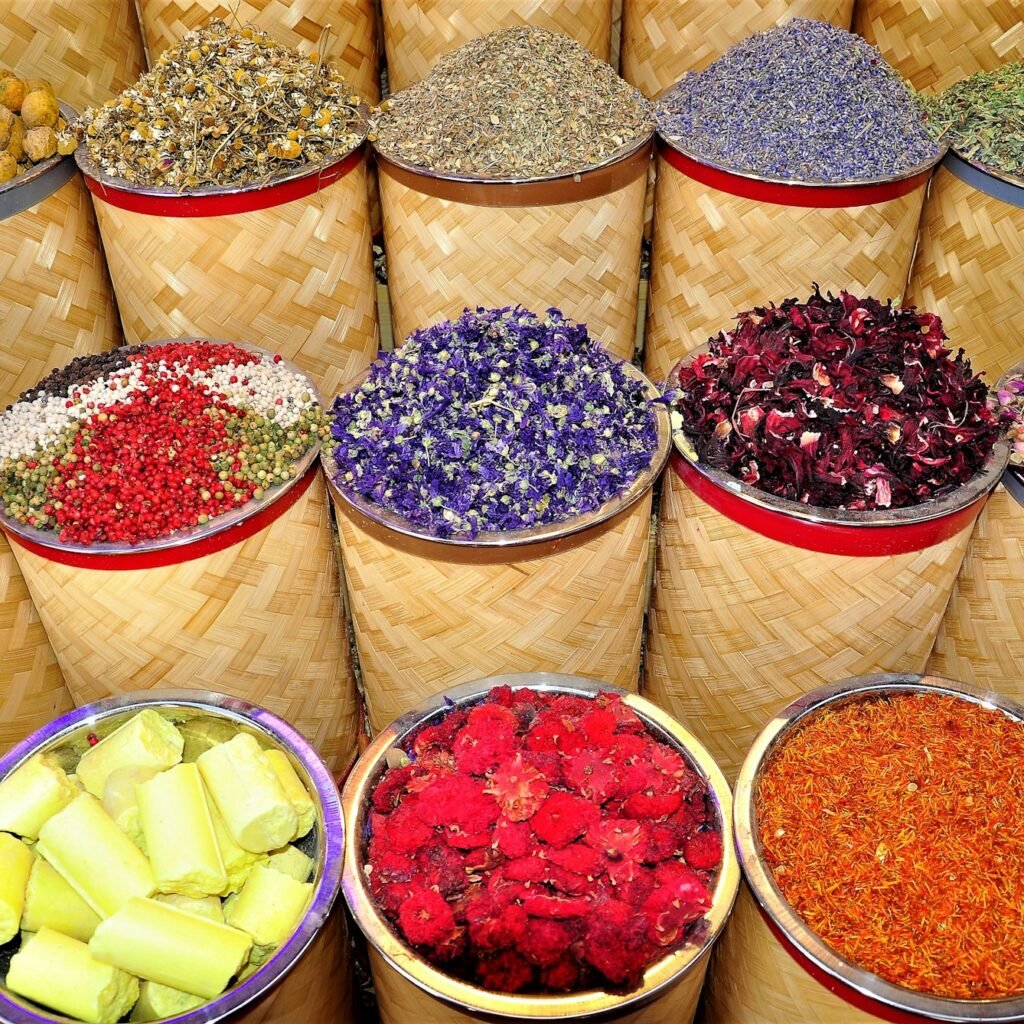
[[922, 62, 1024, 177], [79, 20, 364, 188], [371, 27, 654, 177]]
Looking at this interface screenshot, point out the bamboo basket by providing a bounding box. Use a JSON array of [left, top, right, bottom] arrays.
[[0, 114, 123, 755], [621, 0, 853, 100], [343, 673, 740, 1024], [137, 0, 380, 104], [378, 136, 651, 360], [703, 673, 1024, 1024], [326, 362, 670, 732], [644, 366, 1008, 780], [0, 0, 144, 111], [380, 0, 612, 93], [644, 138, 938, 383], [76, 142, 379, 402], [0, 691, 354, 1024], [908, 152, 1024, 382], [0, 344, 359, 773], [855, 0, 1024, 94]]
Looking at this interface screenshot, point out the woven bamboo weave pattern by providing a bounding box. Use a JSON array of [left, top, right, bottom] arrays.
[[702, 884, 880, 1024], [91, 160, 378, 401], [0, 0, 144, 110], [610, 0, 623, 70], [10, 473, 359, 772], [908, 166, 1024, 381], [138, 0, 380, 103], [621, 0, 853, 99], [381, 0, 612, 93], [855, 0, 1024, 94], [235, 913, 353, 1024], [370, 946, 706, 1024], [0, 533, 71, 756], [644, 470, 975, 781], [643, 153, 924, 383], [334, 490, 653, 733], [380, 168, 645, 359], [0, 175, 121, 410], [927, 486, 1024, 702]]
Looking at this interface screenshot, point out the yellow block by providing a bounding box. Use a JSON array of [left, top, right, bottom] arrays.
[[263, 749, 315, 840], [76, 710, 184, 798], [21, 858, 102, 942], [0, 753, 79, 839], [0, 832, 34, 943], [129, 980, 204, 1022], [224, 863, 312, 965]]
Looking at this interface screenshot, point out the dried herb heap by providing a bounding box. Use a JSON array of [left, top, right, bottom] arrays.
[[371, 27, 653, 177], [367, 686, 722, 993], [670, 288, 999, 511], [758, 691, 1024, 999], [994, 374, 1024, 465], [328, 306, 658, 538], [79, 20, 364, 189], [922, 62, 1024, 177], [657, 19, 940, 182], [0, 74, 76, 184]]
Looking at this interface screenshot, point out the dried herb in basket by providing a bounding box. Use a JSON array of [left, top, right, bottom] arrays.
[[669, 288, 999, 510]]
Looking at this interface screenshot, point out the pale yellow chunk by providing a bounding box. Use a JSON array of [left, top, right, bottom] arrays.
[[209, 802, 267, 895], [129, 981, 204, 1022], [90, 896, 252, 999], [21, 857, 102, 942], [0, 753, 79, 838], [179, 717, 238, 763], [198, 734, 297, 853], [36, 793, 155, 918], [0, 832, 33, 942], [8, 927, 139, 1024], [137, 763, 227, 897], [267, 844, 313, 883], [101, 766, 159, 850], [76, 710, 184, 798], [224, 864, 312, 965], [155, 893, 224, 924], [263, 749, 315, 840]]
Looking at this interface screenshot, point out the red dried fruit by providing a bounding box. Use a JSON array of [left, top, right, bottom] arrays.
[[453, 704, 519, 774], [476, 950, 535, 993], [399, 886, 460, 948], [485, 752, 550, 821], [531, 791, 599, 848], [684, 831, 724, 871]]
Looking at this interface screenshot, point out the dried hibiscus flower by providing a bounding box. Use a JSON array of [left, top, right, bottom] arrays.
[[669, 288, 1000, 510], [364, 687, 722, 994]]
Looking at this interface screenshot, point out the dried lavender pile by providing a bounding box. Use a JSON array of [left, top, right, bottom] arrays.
[[657, 19, 940, 182], [670, 289, 1000, 511], [79, 20, 364, 189], [922, 63, 1024, 177], [328, 307, 658, 537], [994, 376, 1024, 466], [372, 27, 653, 177]]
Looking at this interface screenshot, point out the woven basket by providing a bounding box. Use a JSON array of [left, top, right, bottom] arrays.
[[0, 691, 354, 1024], [621, 0, 853, 99], [1, 345, 359, 773], [644, 139, 937, 383], [343, 674, 740, 1024], [378, 137, 650, 360], [326, 363, 670, 732], [380, 0, 612, 93], [644, 370, 1008, 781], [854, 0, 1024, 94], [76, 144, 379, 402], [908, 153, 1024, 382], [0, 0, 144, 111], [137, 0, 380, 104], [703, 673, 1024, 1023]]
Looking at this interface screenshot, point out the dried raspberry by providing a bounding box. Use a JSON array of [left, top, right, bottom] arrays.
[[642, 823, 681, 864], [399, 887, 460, 949], [523, 893, 592, 919], [540, 957, 582, 991], [453, 704, 519, 774], [521, 918, 572, 967], [505, 854, 549, 883], [485, 752, 550, 821], [467, 898, 528, 952], [578, 706, 618, 745], [532, 791, 598, 848], [370, 763, 418, 812], [417, 844, 471, 897], [412, 709, 469, 756], [596, 693, 646, 732], [563, 750, 621, 804], [622, 791, 683, 819], [476, 950, 535, 993], [525, 711, 588, 756], [495, 818, 534, 859], [683, 831, 723, 871], [643, 864, 711, 946], [546, 843, 602, 877], [444, 826, 495, 850], [376, 802, 437, 854], [582, 898, 652, 988], [415, 775, 500, 833]]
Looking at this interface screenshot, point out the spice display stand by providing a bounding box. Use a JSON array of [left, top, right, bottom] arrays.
[[621, 0, 853, 99], [136, 0, 380, 105], [326, 363, 670, 732], [0, 347, 359, 774], [908, 151, 1024, 381], [644, 139, 939, 383], [704, 673, 1024, 1024], [0, 0, 144, 111], [855, 0, 1024, 93], [381, 0, 612, 93], [76, 143, 379, 402], [0, 691, 355, 1024], [644, 379, 1007, 779], [377, 137, 651, 360], [342, 673, 739, 1024]]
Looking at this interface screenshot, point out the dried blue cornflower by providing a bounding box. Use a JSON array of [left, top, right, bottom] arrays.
[[328, 306, 659, 538]]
